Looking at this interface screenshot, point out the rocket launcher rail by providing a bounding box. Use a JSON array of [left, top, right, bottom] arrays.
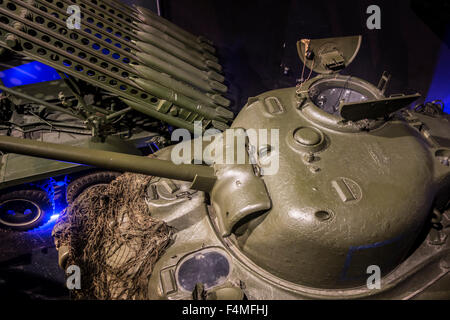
[[0, 0, 230, 132]]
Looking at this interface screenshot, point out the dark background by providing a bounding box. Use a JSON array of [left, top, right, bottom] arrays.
[[127, 0, 450, 114]]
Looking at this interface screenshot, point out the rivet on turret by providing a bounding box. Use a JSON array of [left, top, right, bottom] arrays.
[[304, 153, 315, 163]]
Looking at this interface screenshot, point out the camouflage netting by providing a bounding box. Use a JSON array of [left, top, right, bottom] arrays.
[[52, 173, 172, 300]]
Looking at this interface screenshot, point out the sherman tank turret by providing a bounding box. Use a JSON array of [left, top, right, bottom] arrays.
[[0, 31, 448, 299]]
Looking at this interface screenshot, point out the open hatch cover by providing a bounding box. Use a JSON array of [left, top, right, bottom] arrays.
[[339, 93, 421, 121], [297, 35, 362, 74]]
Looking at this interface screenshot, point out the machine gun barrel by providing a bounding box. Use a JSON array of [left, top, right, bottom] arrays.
[[0, 136, 216, 192]]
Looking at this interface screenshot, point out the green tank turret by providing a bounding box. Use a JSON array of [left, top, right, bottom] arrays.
[[0, 0, 448, 300]]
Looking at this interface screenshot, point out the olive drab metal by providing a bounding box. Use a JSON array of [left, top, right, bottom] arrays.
[[0, 0, 448, 299]]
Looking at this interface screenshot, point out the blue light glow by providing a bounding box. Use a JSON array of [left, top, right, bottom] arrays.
[[426, 27, 450, 114], [151, 142, 160, 151], [0, 61, 61, 88], [27, 175, 69, 233], [28, 212, 60, 233]]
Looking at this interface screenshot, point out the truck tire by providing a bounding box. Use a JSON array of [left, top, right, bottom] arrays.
[[0, 189, 53, 231], [66, 171, 121, 204]]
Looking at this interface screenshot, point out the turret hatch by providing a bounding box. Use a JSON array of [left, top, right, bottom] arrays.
[[297, 35, 362, 74]]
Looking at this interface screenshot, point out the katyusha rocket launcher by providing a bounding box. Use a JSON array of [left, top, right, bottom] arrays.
[[0, 25, 449, 298], [0, 0, 233, 132]]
